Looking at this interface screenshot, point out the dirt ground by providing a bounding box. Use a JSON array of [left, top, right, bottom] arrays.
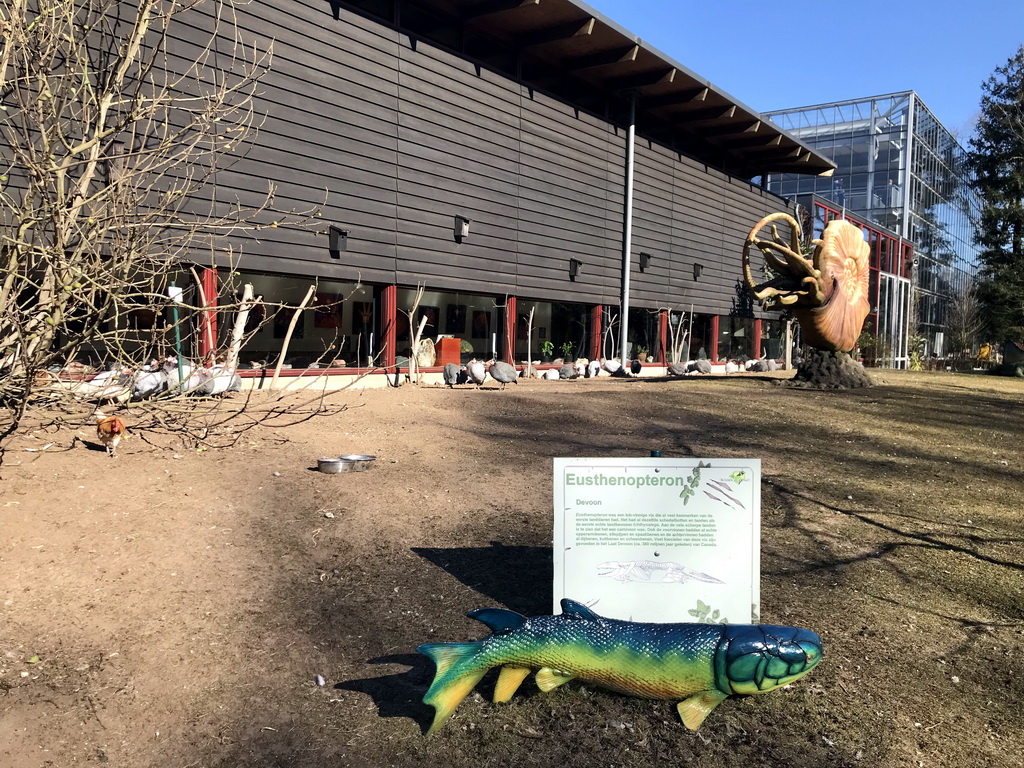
[[1, 369, 1022, 768]]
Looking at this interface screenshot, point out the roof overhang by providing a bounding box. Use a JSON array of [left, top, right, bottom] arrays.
[[395, 0, 835, 177]]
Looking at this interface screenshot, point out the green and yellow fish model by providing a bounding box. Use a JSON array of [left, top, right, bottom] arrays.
[[418, 599, 822, 734]]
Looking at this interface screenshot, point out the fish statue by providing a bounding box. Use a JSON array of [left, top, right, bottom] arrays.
[[418, 598, 822, 734]]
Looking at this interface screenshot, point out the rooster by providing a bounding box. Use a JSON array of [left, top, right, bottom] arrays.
[[95, 411, 127, 457]]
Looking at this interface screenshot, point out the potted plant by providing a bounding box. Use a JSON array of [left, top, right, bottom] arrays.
[[541, 340, 554, 362], [560, 341, 574, 361], [634, 344, 648, 362]]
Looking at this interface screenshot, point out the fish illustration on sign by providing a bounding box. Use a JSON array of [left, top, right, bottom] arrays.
[[597, 560, 723, 585], [418, 599, 824, 734]]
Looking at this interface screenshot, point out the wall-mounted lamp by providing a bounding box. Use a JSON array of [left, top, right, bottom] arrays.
[[569, 257, 583, 281], [692, 262, 704, 281], [328, 225, 348, 257], [454, 214, 471, 243], [639, 252, 652, 272]]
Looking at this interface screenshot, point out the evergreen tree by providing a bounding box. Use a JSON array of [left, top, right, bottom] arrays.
[[969, 46, 1024, 342]]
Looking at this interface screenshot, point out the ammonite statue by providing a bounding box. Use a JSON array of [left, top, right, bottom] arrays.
[[742, 212, 870, 353]]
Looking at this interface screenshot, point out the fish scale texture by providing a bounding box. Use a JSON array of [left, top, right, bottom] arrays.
[[479, 615, 722, 699]]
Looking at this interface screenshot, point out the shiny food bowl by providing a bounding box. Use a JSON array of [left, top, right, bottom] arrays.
[[318, 457, 348, 474], [338, 454, 377, 472]]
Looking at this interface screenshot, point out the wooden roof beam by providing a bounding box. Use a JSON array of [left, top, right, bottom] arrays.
[[520, 17, 595, 48], [641, 87, 708, 109], [463, 0, 539, 21], [604, 67, 676, 92], [563, 44, 639, 71]]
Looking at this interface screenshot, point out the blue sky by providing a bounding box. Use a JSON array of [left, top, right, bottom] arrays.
[[583, 0, 1024, 142]]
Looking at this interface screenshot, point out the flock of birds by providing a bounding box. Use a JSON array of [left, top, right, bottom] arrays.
[[74, 357, 242, 459], [443, 356, 779, 389], [76, 356, 243, 402]]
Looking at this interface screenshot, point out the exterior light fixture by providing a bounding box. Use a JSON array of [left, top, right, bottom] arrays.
[[692, 262, 704, 281], [328, 225, 348, 256], [454, 214, 471, 243], [639, 252, 652, 272], [569, 258, 583, 281]]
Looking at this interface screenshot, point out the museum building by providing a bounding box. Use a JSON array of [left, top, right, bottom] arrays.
[[178, 0, 848, 377], [764, 93, 980, 362]]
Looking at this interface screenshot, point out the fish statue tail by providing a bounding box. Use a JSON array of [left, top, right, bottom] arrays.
[[417, 641, 489, 735]]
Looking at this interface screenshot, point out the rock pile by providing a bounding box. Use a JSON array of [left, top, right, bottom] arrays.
[[785, 348, 874, 389]]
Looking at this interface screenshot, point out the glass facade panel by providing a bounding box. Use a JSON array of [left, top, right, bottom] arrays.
[[765, 92, 981, 358], [717, 316, 755, 362], [221, 271, 373, 368], [516, 300, 590, 362], [396, 288, 501, 363], [761, 318, 787, 361]]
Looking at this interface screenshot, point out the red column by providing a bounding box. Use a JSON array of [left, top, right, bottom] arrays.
[[710, 315, 720, 362], [504, 296, 516, 365], [382, 284, 397, 368], [198, 267, 218, 362], [658, 309, 668, 364], [753, 318, 762, 360], [590, 305, 602, 360]]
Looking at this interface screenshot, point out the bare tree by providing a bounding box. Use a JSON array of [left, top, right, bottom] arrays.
[[0, 0, 313, 437], [946, 283, 986, 361]]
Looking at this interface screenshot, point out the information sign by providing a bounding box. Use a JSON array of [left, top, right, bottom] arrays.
[[553, 457, 760, 624]]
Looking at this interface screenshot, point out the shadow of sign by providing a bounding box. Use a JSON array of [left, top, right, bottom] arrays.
[[411, 541, 552, 616]]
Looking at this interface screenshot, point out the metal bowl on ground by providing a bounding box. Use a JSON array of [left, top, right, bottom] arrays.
[[317, 457, 348, 474], [338, 454, 377, 472]]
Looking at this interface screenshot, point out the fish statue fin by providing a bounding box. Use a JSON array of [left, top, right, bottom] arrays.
[[676, 690, 728, 731], [493, 665, 532, 703], [535, 667, 575, 692], [467, 607, 526, 634], [417, 642, 489, 735], [559, 599, 601, 621]]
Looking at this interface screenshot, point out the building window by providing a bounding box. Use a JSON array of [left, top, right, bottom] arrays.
[[518, 300, 591, 363], [221, 271, 374, 369]]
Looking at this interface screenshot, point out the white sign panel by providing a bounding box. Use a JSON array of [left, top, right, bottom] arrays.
[[553, 457, 760, 624]]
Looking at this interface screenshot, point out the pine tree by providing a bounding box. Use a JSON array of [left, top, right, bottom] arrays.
[[969, 46, 1024, 343]]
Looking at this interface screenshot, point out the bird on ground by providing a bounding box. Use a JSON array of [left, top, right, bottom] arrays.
[[574, 360, 587, 377], [95, 411, 127, 458], [488, 361, 518, 390], [724, 360, 739, 375], [132, 360, 168, 399], [667, 362, 687, 377], [630, 359, 642, 375], [161, 356, 194, 394], [465, 359, 486, 388], [602, 358, 622, 375], [186, 364, 243, 396], [688, 359, 713, 374], [558, 364, 578, 379], [767, 358, 778, 372], [443, 363, 462, 388], [587, 359, 602, 378], [84, 366, 133, 402], [746, 359, 768, 373]]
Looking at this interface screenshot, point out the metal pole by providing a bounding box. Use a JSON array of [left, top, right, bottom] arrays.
[[620, 94, 636, 364], [168, 284, 184, 392]]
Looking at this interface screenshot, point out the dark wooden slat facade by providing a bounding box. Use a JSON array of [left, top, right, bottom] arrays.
[[171, 0, 807, 335]]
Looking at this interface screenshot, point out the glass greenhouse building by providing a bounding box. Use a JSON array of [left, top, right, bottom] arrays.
[[763, 92, 982, 359]]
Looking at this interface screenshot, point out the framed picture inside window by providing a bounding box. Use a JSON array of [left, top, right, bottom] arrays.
[[446, 304, 467, 334], [314, 293, 341, 328], [472, 310, 490, 338], [274, 307, 304, 339]]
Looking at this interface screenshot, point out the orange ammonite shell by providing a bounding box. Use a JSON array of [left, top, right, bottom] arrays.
[[794, 220, 871, 353]]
